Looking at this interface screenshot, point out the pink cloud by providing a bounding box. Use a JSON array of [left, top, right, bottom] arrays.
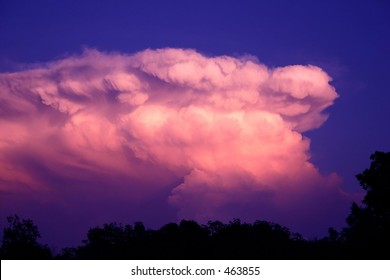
[[0, 48, 352, 242]]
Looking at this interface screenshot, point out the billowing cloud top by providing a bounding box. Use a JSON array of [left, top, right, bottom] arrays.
[[0, 48, 347, 240]]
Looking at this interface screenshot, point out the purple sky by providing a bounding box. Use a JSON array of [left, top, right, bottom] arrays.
[[0, 0, 389, 250]]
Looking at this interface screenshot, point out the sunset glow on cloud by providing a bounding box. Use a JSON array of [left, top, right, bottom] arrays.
[[0, 49, 350, 241]]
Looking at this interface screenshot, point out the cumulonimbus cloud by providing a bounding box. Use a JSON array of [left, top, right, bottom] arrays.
[[0, 48, 350, 238]]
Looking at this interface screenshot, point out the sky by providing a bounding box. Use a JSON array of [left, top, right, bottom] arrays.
[[0, 0, 389, 249]]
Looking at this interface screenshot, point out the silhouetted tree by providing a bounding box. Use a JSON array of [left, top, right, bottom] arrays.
[[74, 221, 156, 259], [154, 222, 181, 258], [76, 222, 129, 259], [1, 215, 51, 259], [342, 151, 390, 258], [68, 219, 310, 259], [205, 219, 304, 259], [357, 151, 390, 218]]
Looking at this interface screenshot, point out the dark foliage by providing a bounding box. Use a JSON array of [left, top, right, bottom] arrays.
[[0, 215, 52, 259], [58, 219, 317, 259], [341, 151, 390, 258]]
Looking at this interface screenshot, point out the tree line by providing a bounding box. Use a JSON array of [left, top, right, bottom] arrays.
[[1, 151, 389, 259]]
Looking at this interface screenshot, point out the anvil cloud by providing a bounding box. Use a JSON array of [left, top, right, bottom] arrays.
[[0, 49, 350, 243]]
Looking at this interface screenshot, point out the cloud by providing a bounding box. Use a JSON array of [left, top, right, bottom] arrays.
[[0, 48, 351, 243]]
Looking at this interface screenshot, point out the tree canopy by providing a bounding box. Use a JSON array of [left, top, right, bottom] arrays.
[[0, 215, 51, 259], [342, 151, 390, 257]]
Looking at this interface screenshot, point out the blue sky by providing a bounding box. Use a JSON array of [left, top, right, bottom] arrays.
[[1, 0, 388, 185], [0, 0, 389, 248]]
